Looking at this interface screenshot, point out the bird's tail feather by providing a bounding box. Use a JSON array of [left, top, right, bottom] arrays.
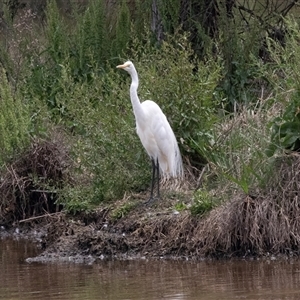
[[160, 140, 183, 180]]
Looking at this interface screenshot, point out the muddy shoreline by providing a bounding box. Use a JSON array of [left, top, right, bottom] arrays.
[[0, 210, 296, 265], [2, 192, 300, 264], [1, 197, 208, 263], [1, 209, 299, 264], [3, 154, 300, 264]]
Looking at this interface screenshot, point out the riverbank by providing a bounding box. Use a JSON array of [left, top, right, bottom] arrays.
[[2, 152, 300, 264], [2, 193, 204, 263]]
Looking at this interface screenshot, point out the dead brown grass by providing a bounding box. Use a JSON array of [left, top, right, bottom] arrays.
[[196, 153, 300, 257], [0, 132, 71, 224]]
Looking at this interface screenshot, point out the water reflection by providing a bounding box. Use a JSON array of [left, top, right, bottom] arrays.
[[1, 238, 300, 299]]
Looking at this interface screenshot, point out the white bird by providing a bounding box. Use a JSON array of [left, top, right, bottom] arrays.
[[117, 61, 183, 202]]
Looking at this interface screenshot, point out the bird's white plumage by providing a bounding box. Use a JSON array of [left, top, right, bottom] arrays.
[[117, 61, 183, 180]]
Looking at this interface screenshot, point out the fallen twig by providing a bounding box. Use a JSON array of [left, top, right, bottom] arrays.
[[19, 212, 62, 223]]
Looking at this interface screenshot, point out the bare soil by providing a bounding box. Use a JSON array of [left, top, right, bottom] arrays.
[[13, 196, 204, 263]]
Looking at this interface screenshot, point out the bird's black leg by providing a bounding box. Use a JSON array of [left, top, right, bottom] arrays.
[[156, 158, 160, 199], [145, 158, 158, 204], [149, 158, 156, 201]]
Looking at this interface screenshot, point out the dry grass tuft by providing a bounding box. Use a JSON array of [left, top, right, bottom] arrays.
[[197, 153, 300, 257], [0, 132, 71, 224]]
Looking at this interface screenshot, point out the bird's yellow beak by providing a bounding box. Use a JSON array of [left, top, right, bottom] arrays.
[[116, 63, 129, 69]]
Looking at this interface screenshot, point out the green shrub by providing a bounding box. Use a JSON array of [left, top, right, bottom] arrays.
[[266, 18, 300, 156], [216, 17, 264, 112], [111, 202, 137, 220], [24, 0, 109, 115], [111, 0, 131, 58], [190, 189, 216, 216], [71, 0, 107, 79], [267, 91, 300, 156], [0, 68, 30, 164], [59, 185, 95, 214], [46, 64, 150, 204], [194, 102, 274, 197]]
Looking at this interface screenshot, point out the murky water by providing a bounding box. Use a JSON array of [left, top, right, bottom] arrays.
[[1, 238, 300, 299]]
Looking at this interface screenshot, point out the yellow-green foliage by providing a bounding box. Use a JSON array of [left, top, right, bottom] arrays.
[[73, 0, 107, 74], [45, 63, 150, 206], [0, 68, 29, 163], [112, 0, 131, 58], [111, 202, 137, 220], [190, 189, 216, 216]]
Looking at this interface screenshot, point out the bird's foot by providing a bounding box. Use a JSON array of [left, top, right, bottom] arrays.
[[144, 196, 159, 206]]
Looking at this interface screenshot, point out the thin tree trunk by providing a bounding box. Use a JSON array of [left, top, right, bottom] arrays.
[[151, 0, 164, 41]]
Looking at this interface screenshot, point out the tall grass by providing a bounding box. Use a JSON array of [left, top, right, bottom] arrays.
[[266, 17, 300, 156], [192, 16, 300, 207], [0, 68, 30, 164], [201, 107, 273, 194]]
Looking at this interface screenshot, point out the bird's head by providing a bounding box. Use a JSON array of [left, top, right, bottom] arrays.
[[116, 61, 134, 73]]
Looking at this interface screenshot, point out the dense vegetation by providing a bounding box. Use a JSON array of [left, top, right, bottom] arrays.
[[0, 0, 299, 223]]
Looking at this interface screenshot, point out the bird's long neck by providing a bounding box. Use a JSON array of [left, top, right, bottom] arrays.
[[129, 69, 144, 120]]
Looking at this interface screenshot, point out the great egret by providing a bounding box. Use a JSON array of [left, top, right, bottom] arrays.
[[117, 61, 183, 202]]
